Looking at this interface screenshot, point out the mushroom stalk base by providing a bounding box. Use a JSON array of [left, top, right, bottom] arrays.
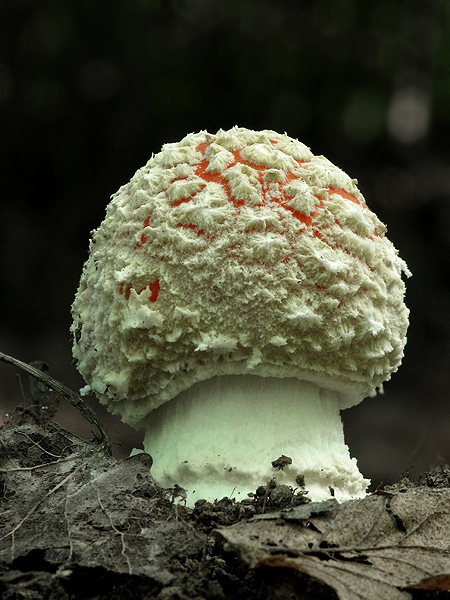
[[142, 375, 369, 506]]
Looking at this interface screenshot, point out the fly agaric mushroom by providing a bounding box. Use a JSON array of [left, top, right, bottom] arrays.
[[71, 127, 410, 505]]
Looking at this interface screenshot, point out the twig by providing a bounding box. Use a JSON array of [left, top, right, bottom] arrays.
[[0, 351, 110, 450]]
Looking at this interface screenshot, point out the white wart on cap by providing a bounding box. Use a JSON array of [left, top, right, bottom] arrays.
[[71, 127, 411, 505]]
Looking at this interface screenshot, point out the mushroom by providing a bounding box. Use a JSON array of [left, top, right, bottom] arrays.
[[71, 127, 411, 505]]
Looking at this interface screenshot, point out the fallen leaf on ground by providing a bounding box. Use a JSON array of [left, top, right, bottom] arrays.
[[217, 485, 450, 599], [2, 422, 450, 599], [0, 423, 204, 595]]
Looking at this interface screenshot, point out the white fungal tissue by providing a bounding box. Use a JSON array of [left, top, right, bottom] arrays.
[[71, 127, 410, 426]]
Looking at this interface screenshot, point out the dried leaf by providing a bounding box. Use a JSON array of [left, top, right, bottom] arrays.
[[410, 574, 450, 591], [0, 423, 203, 587], [217, 487, 450, 600], [252, 498, 339, 521], [3, 422, 450, 599]]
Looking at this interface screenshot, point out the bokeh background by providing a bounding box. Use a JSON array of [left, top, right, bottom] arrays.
[[1, 0, 449, 490]]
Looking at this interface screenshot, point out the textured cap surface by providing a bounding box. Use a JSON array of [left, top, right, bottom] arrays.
[[71, 127, 410, 426]]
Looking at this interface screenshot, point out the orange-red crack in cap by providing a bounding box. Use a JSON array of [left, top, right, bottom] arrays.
[[71, 127, 411, 426]]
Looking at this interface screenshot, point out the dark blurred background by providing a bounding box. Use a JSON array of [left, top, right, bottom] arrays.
[[1, 0, 449, 490]]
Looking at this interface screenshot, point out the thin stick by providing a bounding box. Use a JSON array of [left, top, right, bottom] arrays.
[[0, 351, 110, 450]]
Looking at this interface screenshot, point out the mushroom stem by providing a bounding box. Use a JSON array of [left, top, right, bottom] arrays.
[[143, 375, 369, 506]]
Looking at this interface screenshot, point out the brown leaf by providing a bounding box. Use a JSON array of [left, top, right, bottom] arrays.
[[0, 423, 204, 586], [409, 574, 450, 591], [217, 488, 450, 600]]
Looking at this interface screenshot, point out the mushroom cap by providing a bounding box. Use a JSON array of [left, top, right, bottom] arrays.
[[71, 127, 410, 427]]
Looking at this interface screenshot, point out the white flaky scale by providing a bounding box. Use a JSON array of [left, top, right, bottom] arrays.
[[71, 127, 411, 506]]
